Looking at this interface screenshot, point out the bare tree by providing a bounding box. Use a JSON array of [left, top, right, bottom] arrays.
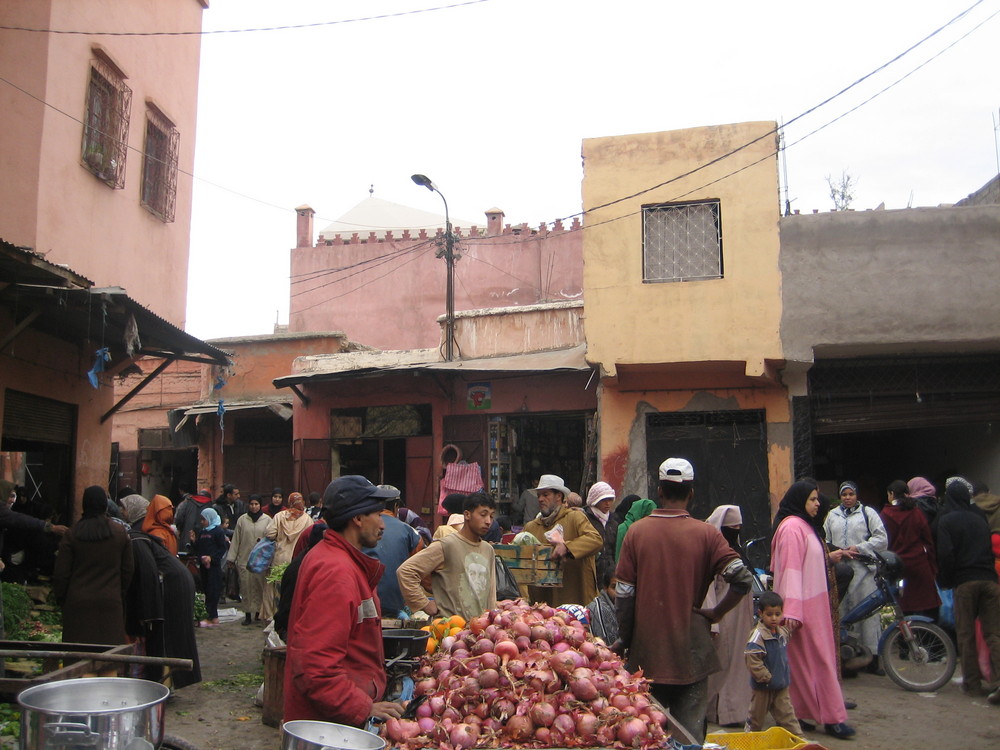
[[826, 170, 858, 211]]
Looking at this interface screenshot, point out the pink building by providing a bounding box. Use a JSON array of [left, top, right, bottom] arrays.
[[1, 1, 219, 519], [290, 197, 583, 350]]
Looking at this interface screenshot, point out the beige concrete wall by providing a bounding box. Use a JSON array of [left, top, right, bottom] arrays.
[[0, 0, 206, 327], [780, 205, 1000, 362], [582, 122, 783, 375], [453, 302, 584, 359]]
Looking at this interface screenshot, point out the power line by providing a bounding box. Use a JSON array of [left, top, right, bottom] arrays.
[[0, 1, 492, 37]]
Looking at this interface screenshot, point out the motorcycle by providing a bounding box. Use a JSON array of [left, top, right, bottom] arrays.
[[839, 550, 956, 692]]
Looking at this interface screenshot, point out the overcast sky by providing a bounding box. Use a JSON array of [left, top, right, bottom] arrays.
[[185, 0, 1000, 340]]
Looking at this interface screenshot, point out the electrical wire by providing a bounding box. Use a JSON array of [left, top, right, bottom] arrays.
[[290, 238, 437, 299], [0, 1, 492, 37], [292, 240, 438, 312]]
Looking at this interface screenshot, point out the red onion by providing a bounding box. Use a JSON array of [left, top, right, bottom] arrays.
[[617, 717, 648, 745], [575, 711, 599, 740], [511, 620, 531, 639], [611, 693, 631, 711], [514, 635, 532, 651], [478, 651, 500, 670], [413, 678, 437, 696], [493, 640, 518, 661], [506, 658, 526, 678], [648, 709, 667, 728], [469, 615, 490, 635], [428, 695, 445, 714], [529, 702, 556, 727], [491, 698, 516, 720], [505, 714, 534, 741], [415, 701, 433, 719], [472, 638, 494, 656], [534, 727, 552, 745], [477, 668, 500, 689], [570, 676, 599, 701], [631, 693, 651, 711], [469, 701, 490, 719], [552, 641, 572, 653], [590, 697, 607, 712], [385, 718, 421, 742], [530, 625, 550, 642], [441, 706, 461, 723], [417, 716, 435, 734], [449, 722, 479, 749], [552, 713, 575, 736]]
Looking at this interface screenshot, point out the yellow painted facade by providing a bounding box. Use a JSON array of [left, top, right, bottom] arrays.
[[582, 122, 791, 518], [582, 122, 783, 372]]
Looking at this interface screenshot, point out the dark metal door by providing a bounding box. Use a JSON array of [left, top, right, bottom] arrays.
[[645, 410, 770, 543]]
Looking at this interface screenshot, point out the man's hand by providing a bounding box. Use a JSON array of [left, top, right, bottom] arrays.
[[49, 524, 69, 535], [370, 701, 404, 721], [422, 600, 439, 617], [226, 560, 235, 569], [783, 617, 802, 632], [550, 542, 570, 560]]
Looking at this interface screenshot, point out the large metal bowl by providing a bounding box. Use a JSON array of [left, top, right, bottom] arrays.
[[281, 720, 386, 750], [18, 677, 169, 750]]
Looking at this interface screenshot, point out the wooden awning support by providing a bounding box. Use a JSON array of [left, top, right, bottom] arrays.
[[288, 384, 311, 407], [100, 357, 175, 423]]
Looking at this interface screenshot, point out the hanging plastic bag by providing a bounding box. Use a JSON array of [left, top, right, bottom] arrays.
[[495, 555, 521, 601]]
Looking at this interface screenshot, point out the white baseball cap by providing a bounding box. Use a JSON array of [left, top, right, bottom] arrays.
[[658, 458, 694, 482]]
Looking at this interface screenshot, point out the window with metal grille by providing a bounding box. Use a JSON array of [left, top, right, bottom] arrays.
[[81, 56, 131, 188], [642, 200, 723, 282], [141, 105, 179, 222]]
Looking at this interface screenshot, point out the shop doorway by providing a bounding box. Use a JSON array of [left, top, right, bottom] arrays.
[[2, 390, 75, 523], [645, 410, 771, 542]]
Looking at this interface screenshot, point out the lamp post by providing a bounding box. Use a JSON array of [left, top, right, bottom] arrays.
[[411, 173, 456, 361]]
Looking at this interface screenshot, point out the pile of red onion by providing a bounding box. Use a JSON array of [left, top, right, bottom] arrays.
[[383, 600, 669, 749]]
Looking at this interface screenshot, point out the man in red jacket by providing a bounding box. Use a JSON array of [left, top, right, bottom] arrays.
[[283, 475, 403, 726]]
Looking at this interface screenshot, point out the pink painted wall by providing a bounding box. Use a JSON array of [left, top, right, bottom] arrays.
[[0, 0, 207, 327], [289, 218, 583, 350]]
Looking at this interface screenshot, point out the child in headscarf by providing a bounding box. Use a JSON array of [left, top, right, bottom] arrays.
[[196, 507, 228, 627]]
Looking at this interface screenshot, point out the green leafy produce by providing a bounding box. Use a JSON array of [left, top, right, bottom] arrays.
[[1, 583, 32, 638], [0, 701, 21, 740], [266, 562, 289, 585]]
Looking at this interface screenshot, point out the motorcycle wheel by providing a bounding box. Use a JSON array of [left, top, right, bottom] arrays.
[[881, 621, 956, 692]]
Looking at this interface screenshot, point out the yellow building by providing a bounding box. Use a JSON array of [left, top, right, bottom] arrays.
[[582, 122, 789, 539]]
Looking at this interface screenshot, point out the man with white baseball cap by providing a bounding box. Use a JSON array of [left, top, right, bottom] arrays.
[[614, 457, 752, 743], [523, 474, 603, 607]]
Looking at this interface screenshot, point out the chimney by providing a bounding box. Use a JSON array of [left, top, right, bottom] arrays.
[[485, 207, 505, 237], [295, 204, 315, 248]]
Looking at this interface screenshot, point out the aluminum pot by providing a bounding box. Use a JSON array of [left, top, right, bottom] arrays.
[[281, 720, 386, 750], [17, 677, 169, 750]]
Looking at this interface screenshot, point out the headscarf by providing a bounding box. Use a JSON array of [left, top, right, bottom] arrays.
[[75, 486, 112, 542], [614, 494, 641, 524], [142, 495, 177, 555], [200, 507, 221, 531], [287, 492, 306, 519], [771, 480, 824, 544], [705, 504, 743, 552], [615, 497, 656, 559], [838, 480, 858, 497], [121, 494, 150, 525], [940, 481, 974, 516], [945, 476, 974, 495], [907, 477, 936, 498], [246, 504, 265, 523], [586, 482, 615, 524]]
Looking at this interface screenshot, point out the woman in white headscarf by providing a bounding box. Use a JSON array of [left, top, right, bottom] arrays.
[[583, 481, 619, 590], [703, 504, 755, 727]]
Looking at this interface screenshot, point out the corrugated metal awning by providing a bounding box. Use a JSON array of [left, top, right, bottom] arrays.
[[273, 344, 590, 388], [174, 399, 294, 431]]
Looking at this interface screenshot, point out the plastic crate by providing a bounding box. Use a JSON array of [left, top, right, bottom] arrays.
[[704, 727, 808, 750]]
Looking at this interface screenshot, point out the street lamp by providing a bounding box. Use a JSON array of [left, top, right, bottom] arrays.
[[411, 173, 456, 361]]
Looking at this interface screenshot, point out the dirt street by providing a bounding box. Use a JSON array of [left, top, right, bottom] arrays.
[[168, 617, 1000, 750]]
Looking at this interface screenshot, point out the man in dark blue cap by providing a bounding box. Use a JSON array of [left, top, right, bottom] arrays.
[[283, 475, 404, 727]]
